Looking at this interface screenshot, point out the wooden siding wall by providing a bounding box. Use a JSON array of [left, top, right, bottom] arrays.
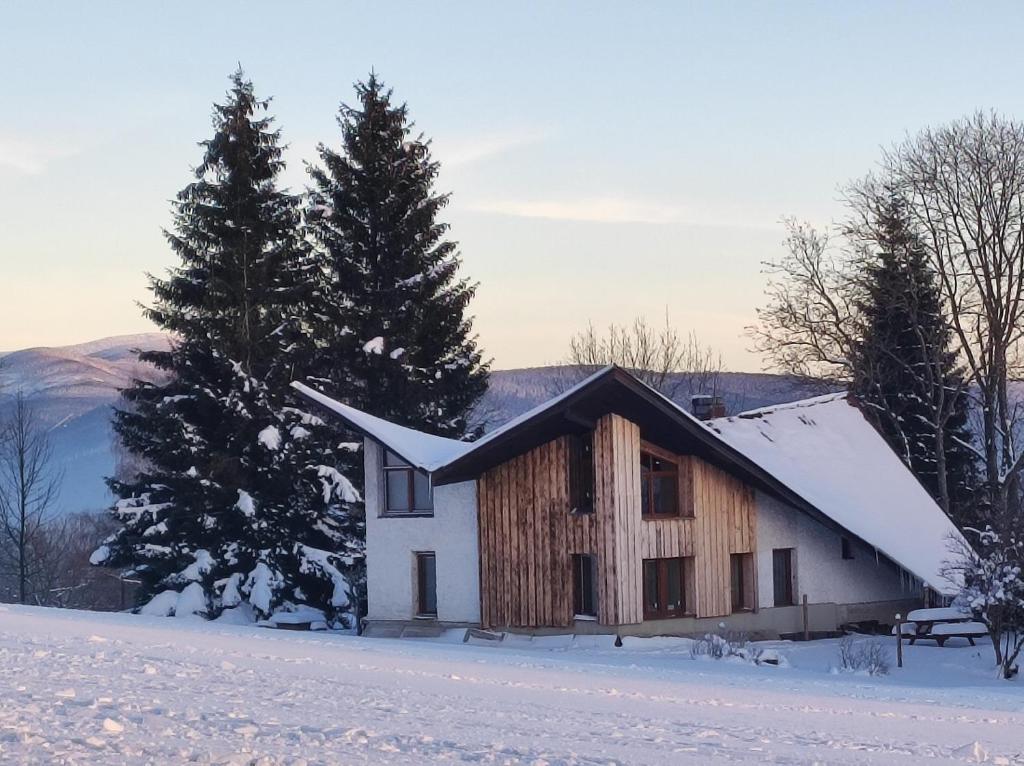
[[477, 413, 757, 629], [478, 437, 595, 629], [691, 459, 756, 618]]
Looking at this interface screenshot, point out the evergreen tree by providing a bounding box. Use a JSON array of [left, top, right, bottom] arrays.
[[92, 71, 361, 625], [305, 74, 489, 436], [851, 193, 976, 525]]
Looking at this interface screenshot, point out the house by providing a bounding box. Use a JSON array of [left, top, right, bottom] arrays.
[[293, 366, 965, 638]]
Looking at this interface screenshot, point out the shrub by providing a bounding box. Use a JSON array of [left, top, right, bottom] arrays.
[[689, 630, 783, 666], [836, 636, 890, 676]]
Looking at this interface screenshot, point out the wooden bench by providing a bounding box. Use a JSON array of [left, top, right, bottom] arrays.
[[892, 607, 989, 647]]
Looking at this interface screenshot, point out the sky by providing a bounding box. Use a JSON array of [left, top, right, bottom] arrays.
[[3, 2, 1024, 371]]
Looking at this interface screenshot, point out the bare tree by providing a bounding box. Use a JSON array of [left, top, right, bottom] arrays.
[[750, 218, 864, 389], [30, 512, 128, 611], [0, 392, 64, 604], [859, 112, 1024, 522], [753, 211, 975, 519], [563, 310, 723, 400]]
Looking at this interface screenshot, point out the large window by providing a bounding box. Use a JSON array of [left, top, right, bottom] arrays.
[[772, 548, 794, 607], [384, 450, 433, 515], [416, 552, 437, 617], [640, 451, 678, 518], [730, 552, 754, 612], [572, 553, 598, 618], [643, 557, 691, 619], [568, 432, 595, 514]]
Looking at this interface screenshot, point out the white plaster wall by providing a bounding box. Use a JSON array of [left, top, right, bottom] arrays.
[[755, 491, 915, 608], [364, 439, 481, 623]]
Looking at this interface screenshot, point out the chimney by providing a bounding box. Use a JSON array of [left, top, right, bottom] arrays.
[[691, 394, 726, 420]]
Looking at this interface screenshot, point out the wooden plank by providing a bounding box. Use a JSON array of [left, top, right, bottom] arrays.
[[540, 441, 553, 625], [522, 450, 534, 627], [478, 473, 490, 628], [502, 461, 513, 627], [626, 418, 641, 623]]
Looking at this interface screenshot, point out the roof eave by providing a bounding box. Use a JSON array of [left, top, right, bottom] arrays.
[[290, 381, 433, 472]]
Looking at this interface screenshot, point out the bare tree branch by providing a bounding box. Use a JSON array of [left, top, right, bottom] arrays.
[[563, 309, 724, 400]]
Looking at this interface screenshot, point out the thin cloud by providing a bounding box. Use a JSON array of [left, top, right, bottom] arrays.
[[466, 196, 780, 230], [0, 137, 77, 175], [467, 197, 681, 224], [435, 129, 548, 168]]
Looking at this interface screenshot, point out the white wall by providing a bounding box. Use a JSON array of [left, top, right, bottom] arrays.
[[755, 491, 916, 608], [364, 439, 481, 623]]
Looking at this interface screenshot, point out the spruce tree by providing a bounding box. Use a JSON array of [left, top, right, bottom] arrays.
[[851, 193, 976, 525], [305, 74, 489, 436], [92, 71, 361, 625]]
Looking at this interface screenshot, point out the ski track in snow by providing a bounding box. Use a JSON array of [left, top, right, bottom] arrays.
[[1, 606, 1023, 764]]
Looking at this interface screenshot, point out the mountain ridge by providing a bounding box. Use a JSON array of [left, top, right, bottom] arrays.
[[0, 334, 815, 517]]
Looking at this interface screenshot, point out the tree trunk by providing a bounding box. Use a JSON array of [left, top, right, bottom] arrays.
[[933, 422, 950, 514]]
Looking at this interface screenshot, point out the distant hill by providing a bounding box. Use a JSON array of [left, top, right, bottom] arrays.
[[0, 334, 170, 516], [0, 334, 819, 517], [478, 366, 821, 429]]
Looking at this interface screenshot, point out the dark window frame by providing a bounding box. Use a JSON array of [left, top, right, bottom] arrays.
[[642, 557, 691, 620], [730, 552, 754, 612], [772, 548, 795, 607], [416, 551, 437, 617], [640, 451, 680, 519], [383, 450, 434, 516], [841, 536, 854, 560], [572, 553, 598, 618], [568, 431, 595, 515]]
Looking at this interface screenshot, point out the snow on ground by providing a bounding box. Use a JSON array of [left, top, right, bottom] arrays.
[[1, 606, 1023, 765]]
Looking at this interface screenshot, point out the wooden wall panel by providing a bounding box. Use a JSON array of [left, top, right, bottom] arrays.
[[691, 458, 756, 618], [476, 414, 757, 629]]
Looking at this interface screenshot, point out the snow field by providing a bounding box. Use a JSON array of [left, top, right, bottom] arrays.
[[1, 605, 1023, 764]]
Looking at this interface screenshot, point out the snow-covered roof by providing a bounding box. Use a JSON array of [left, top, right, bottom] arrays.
[[292, 366, 616, 474], [290, 382, 472, 471], [706, 394, 965, 595]]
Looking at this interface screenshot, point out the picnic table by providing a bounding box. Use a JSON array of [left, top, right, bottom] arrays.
[[892, 607, 988, 647]]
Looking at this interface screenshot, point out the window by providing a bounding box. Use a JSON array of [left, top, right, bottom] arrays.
[[640, 451, 678, 518], [416, 552, 437, 617], [730, 553, 754, 612], [841, 536, 854, 560], [384, 450, 433, 515], [642, 557, 691, 619], [572, 554, 598, 617], [772, 548, 794, 607], [568, 432, 595, 514]]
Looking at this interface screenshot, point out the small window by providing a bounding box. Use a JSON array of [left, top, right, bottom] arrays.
[[640, 452, 678, 518], [384, 451, 433, 515], [568, 432, 595, 514], [642, 557, 691, 619], [572, 554, 598, 617], [841, 536, 854, 560], [416, 552, 437, 617], [730, 553, 754, 612], [772, 548, 795, 607]]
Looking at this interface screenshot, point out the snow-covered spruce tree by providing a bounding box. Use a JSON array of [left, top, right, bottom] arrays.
[[91, 70, 361, 625], [849, 193, 976, 526], [305, 73, 489, 436]]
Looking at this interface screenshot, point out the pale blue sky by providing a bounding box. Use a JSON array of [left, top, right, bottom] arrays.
[[3, 2, 1024, 370]]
